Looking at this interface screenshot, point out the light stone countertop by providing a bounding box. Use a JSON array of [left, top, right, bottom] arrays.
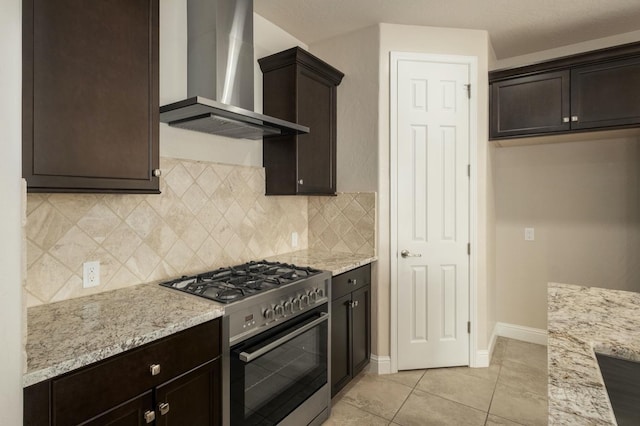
[[24, 283, 225, 387], [24, 250, 375, 388], [266, 249, 377, 275], [548, 282, 640, 425]]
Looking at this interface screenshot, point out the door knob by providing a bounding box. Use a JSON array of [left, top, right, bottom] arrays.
[[400, 250, 422, 258]]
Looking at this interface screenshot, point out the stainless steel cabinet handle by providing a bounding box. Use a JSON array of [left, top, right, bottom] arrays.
[[562, 117, 569, 123], [152, 169, 162, 177], [349, 300, 359, 308], [144, 410, 155, 423], [150, 364, 161, 376], [159, 402, 170, 416], [298, 178, 304, 185], [571, 116, 579, 122], [400, 250, 422, 258], [348, 278, 357, 285]]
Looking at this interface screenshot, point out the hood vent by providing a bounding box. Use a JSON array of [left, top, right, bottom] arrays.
[[159, 0, 308, 140]]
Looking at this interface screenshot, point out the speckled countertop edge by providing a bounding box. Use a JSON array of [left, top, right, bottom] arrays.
[[266, 249, 377, 275], [24, 250, 375, 388], [24, 283, 225, 387], [548, 282, 640, 425]]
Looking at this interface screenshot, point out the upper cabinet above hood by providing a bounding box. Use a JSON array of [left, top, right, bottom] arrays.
[[159, 0, 308, 140]]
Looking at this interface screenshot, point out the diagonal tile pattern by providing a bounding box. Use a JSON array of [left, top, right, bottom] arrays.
[[326, 338, 548, 426], [309, 193, 376, 256], [25, 157, 311, 307]]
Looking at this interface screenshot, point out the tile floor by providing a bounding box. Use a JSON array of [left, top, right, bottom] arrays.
[[324, 337, 548, 426]]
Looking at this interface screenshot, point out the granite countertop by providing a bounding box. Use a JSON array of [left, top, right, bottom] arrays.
[[24, 250, 375, 388], [267, 249, 377, 275], [548, 282, 640, 425], [24, 283, 225, 387]]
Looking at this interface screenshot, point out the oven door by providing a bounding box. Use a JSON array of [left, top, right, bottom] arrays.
[[230, 305, 329, 425]]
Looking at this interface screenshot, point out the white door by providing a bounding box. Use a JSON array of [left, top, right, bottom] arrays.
[[394, 56, 470, 370]]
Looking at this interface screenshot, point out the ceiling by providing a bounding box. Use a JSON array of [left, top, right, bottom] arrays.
[[254, 0, 640, 59]]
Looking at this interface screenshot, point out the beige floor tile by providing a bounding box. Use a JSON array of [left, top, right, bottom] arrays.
[[498, 359, 547, 395], [449, 364, 501, 384], [392, 389, 486, 426], [504, 339, 547, 371], [489, 382, 548, 426], [341, 373, 413, 420], [485, 414, 525, 425], [417, 367, 496, 411], [491, 337, 508, 366], [322, 399, 388, 426], [379, 369, 426, 388]]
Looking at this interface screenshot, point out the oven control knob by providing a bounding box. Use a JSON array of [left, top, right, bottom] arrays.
[[292, 297, 302, 310], [283, 301, 294, 314], [308, 290, 318, 302], [316, 288, 325, 298], [263, 308, 275, 320], [300, 294, 309, 307], [274, 305, 284, 317]]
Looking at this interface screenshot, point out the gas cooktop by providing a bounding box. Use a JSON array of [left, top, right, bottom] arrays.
[[159, 260, 323, 304]]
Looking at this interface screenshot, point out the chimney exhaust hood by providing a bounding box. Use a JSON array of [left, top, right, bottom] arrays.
[[159, 0, 308, 140]]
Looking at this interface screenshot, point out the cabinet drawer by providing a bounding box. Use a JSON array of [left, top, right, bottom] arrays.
[[332, 264, 371, 301], [52, 318, 220, 425]]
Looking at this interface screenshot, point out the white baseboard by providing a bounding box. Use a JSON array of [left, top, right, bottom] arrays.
[[495, 322, 548, 346], [473, 349, 490, 368], [369, 354, 391, 375]]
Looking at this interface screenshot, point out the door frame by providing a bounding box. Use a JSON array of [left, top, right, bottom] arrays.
[[389, 51, 479, 372]]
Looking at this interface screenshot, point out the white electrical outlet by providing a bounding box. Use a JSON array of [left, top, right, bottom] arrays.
[[83, 261, 100, 288], [291, 232, 299, 248], [524, 227, 535, 241]]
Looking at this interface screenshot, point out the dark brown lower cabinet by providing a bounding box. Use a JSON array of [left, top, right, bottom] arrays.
[[330, 265, 371, 397], [24, 319, 221, 426], [155, 359, 221, 426]]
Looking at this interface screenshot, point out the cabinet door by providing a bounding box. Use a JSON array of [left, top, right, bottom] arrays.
[[23, 0, 159, 193], [155, 358, 221, 426], [490, 71, 570, 139], [571, 57, 640, 130], [331, 294, 352, 397], [296, 69, 337, 195], [351, 285, 371, 376], [81, 392, 153, 426]]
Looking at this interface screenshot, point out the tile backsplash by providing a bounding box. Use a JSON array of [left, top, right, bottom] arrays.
[[25, 158, 309, 307], [308, 193, 376, 256]]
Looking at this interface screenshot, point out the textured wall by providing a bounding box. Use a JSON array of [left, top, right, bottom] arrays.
[[25, 157, 308, 307], [308, 193, 376, 256], [495, 137, 640, 330]]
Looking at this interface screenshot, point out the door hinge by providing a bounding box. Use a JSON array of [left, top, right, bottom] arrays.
[[467, 321, 471, 334], [467, 164, 470, 178], [467, 243, 470, 255], [464, 84, 471, 99]]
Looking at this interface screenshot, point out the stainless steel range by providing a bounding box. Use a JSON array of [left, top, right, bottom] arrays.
[[160, 261, 332, 426]]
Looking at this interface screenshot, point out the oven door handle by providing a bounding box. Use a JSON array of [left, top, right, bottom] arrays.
[[238, 312, 329, 363]]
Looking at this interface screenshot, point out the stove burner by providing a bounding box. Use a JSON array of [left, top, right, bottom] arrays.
[[159, 260, 322, 303]]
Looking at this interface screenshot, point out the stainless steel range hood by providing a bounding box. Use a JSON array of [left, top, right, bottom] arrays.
[[159, 0, 308, 140]]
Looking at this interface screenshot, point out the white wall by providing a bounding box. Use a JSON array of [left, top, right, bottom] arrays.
[[159, 1, 307, 166], [0, 0, 24, 422], [377, 23, 493, 360], [310, 26, 380, 192]]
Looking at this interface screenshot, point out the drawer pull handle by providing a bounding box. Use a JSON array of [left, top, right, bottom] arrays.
[[159, 402, 170, 416], [349, 300, 359, 308], [150, 364, 161, 376], [144, 410, 156, 423], [348, 278, 357, 285]]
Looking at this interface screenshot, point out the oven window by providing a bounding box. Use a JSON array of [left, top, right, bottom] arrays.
[[230, 312, 328, 425]]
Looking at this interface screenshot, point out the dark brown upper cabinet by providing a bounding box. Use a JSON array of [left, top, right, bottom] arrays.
[[259, 47, 344, 195], [489, 42, 640, 140], [23, 0, 160, 193], [490, 71, 570, 138]]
